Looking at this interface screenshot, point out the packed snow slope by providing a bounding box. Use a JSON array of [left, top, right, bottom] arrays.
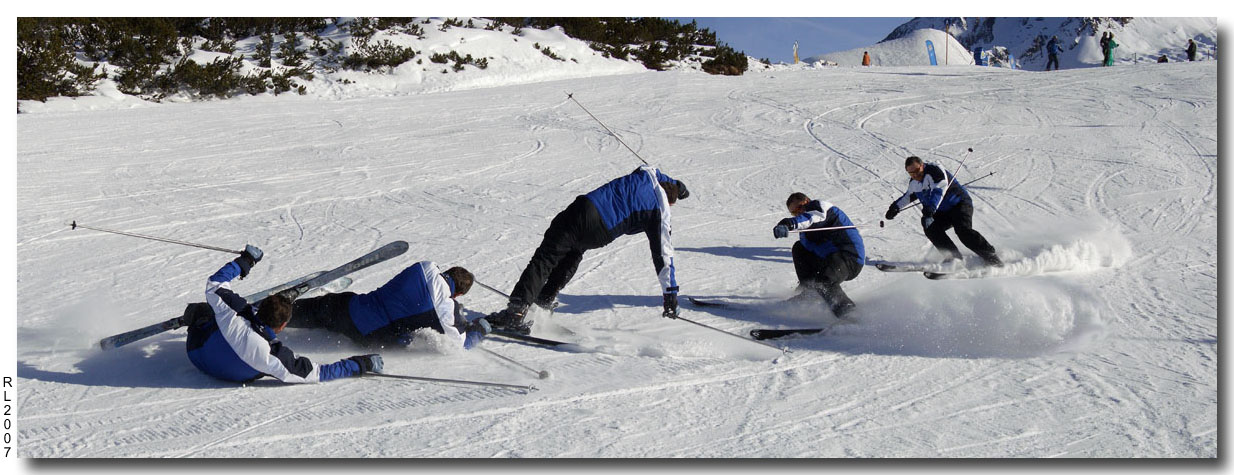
[[15, 61, 1216, 457]]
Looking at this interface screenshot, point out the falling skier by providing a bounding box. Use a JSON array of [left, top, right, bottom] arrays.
[[772, 193, 865, 317], [287, 262, 488, 350], [884, 156, 1002, 267], [487, 165, 689, 334], [186, 245, 383, 384]]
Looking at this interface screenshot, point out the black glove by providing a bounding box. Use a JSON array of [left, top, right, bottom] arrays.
[[662, 293, 679, 319], [242, 244, 263, 263], [348, 354, 383, 374], [772, 225, 789, 239], [233, 244, 263, 280], [885, 203, 900, 220]]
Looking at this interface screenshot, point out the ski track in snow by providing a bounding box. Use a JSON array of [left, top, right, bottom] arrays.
[[14, 63, 1217, 457]]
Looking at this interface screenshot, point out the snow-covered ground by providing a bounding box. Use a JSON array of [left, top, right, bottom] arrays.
[[13, 58, 1217, 457]]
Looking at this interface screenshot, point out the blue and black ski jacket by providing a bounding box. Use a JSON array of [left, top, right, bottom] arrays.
[[347, 261, 467, 348], [186, 259, 364, 384], [892, 162, 968, 216], [584, 165, 681, 294], [783, 200, 865, 264]]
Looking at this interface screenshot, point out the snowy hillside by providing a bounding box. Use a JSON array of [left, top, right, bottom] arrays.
[[17, 17, 702, 114], [808, 28, 974, 67], [14, 56, 1217, 457], [884, 17, 1218, 70]]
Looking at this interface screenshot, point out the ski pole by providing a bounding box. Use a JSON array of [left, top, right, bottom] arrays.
[[365, 372, 537, 392], [929, 147, 974, 214], [69, 220, 242, 254], [474, 280, 511, 299], [481, 347, 551, 379], [671, 314, 787, 354], [565, 92, 650, 166], [788, 225, 857, 234]]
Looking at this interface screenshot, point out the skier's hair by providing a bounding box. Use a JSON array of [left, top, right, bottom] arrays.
[[786, 192, 810, 208], [444, 266, 473, 296], [904, 156, 923, 168], [659, 181, 680, 204], [255, 293, 293, 329]]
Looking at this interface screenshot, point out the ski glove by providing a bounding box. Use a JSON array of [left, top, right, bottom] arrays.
[[662, 293, 679, 319], [885, 203, 900, 220], [921, 216, 935, 230], [348, 354, 383, 374], [233, 244, 263, 279], [242, 244, 263, 263], [467, 317, 492, 336], [772, 224, 790, 239]]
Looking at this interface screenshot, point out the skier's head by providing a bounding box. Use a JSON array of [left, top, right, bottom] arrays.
[[443, 266, 473, 298], [659, 180, 687, 205], [904, 156, 926, 181], [786, 192, 810, 216], [256, 293, 294, 332]]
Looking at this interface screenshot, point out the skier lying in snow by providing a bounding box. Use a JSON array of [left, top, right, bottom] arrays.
[[185, 245, 382, 384], [772, 193, 865, 318], [884, 156, 1002, 267], [287, 261, 489, 350], [488, 165, 689, 335]]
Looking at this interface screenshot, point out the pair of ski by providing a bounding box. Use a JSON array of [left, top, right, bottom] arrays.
[[684, 297, 839, 340], [98, 241, 410, 350], [871, 260, 975, 280]]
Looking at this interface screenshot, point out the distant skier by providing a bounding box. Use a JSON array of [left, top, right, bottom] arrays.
[[1099, 32, 1110, 66], [287, 262, 487, 350], [186, 245, 382, 384], [1187, 39, 1198, 61], [862, 51, 871, 66], [1104, 33, 1119, 66], [884, 156, 1002, 267], [487, 165, 689, 334], [1046, 35, 1063, 71], [772, 193, 865, 318]]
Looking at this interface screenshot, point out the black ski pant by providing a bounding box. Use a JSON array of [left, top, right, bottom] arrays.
[[1046, 54, 1059, 71], [923, 198, 998, 262], [510, 196, 613, 307], [791, 243, 862, 309], [287, 291, 368, 343]]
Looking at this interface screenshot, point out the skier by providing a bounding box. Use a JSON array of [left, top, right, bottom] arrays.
[[1099, 32, 1110, 66], [186, 245, 382, 384], [1187, 39, 1198, 61], [884, 156, 1002, 267], [287, 262, 487, 350], [1110, 32, 1120, 65], [772, 193, 865, 318], [1046, 36, 1062, 71], [487, 165, 689, 334], [862, 51, 871, 66]]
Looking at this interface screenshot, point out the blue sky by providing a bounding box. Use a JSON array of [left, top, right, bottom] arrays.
[[668, 17, 912, 64]]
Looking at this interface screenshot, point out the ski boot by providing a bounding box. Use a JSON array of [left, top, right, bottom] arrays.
[[534, 295, 560, 313], [830, 300, 856, 319], [981, 253, 1004, 268], [487, 301, 532, 335]]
